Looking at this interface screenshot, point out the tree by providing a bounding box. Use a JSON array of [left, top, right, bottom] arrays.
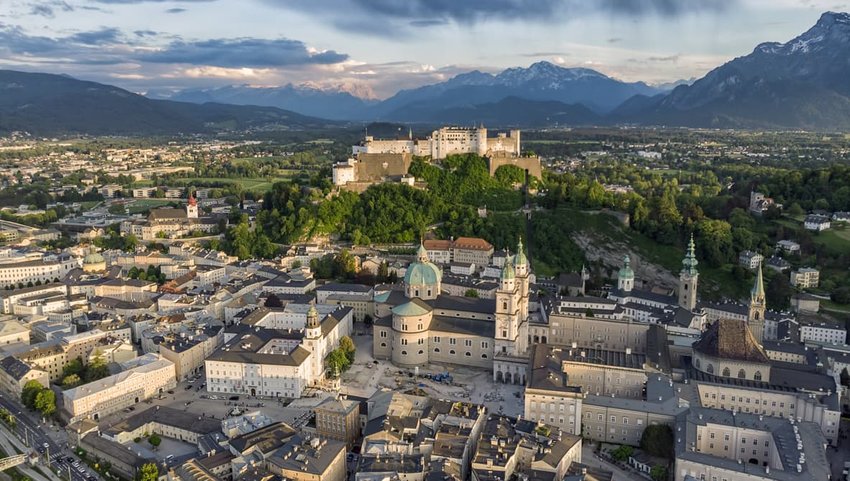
[[137, 463, 159, 481], [325, 348, 351, 378], [786, 202, 805, 217], [832, 286, 850, 305], [108, 204, 126, 215], [148, 434, 161, 448], [86, 353, 110, 382], [62, 374, 81, 389], [34, 389, 56, 417], [21, 380, 43, 409], [650, 465, 668, 481], [840, 367, 850, 388], [640, 424, 674, 459], [611, 445, 633, 462], [339, 336, 356, 363], [765, 274, 793, 311], [265, 294, 283, 308], [62, 357, 84, 378], [463, 288, 479, 298]]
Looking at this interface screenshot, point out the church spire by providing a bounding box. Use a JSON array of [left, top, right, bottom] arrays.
[[681, 234, 698, 276], [751, 261, 765, 303]]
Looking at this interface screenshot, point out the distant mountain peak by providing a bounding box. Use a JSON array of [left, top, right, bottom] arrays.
[[818, 11, 850, 25]]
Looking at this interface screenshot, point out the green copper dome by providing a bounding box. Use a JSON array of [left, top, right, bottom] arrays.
[[681, 234, 699, 276], [393, 300, 432, 317], [514, 238, 528, 267], [405, 243, 441, 288], [618, 255, 634, 280], [501, 257, 516, 281]]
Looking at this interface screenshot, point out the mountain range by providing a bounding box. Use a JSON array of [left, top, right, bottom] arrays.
[[0, 71, 333, 136], [3, 12, 850, 134]]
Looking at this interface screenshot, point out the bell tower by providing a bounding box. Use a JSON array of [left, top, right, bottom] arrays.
[[618, 255, 634, 293], [678, 234, 699, 311], [186, 191, 199, 219], [748, 262, 766, 343]]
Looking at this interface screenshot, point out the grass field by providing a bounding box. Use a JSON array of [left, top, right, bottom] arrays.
[[128, 198, 174, 214], [774, 215, 850, 254], [172, 176, 296, 193], [79, 201, 101, 211]]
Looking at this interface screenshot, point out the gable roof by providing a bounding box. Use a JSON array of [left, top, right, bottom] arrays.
[[693, 319, 769, 364]]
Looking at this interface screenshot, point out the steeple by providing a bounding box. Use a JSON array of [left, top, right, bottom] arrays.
[[751, 262, 765, 303], [416, 242, 429, 263], [514, 237, 528, 268], [306, 304, 320, 329], [681, 234, 698, 276], [618, 255, 634, 293]]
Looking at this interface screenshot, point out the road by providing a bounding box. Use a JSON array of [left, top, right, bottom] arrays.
[[0, 396, 95, 481]]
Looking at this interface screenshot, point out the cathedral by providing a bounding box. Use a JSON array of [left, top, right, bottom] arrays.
[[372, 239, 531, 384]]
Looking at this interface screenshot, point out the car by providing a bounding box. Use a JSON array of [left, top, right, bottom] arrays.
[[184, 385, 192, 391], [167, 390, 174, 394], [229, 396, 239, 401], [72, 461, 80, 467], [165, 455, 174, 461]]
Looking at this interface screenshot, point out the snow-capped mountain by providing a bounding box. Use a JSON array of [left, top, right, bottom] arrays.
[[626, 11, 850, 129], [371, 61, 662, 120]]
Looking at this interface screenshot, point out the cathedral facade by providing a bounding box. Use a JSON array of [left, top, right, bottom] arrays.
[[372, 240, 531, 384]]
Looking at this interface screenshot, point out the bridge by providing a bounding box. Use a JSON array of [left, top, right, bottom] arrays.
[[0, 453, 27, 470]]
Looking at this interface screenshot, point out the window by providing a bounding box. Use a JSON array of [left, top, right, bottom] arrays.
[[380, 342, 386, 347], [418, 350, 424, 355], [481, 354, 488, 359], [449, 350, 456, 355], [418, 338, 424, 345], [738, 369, 746, 379], [503, 302, 507, 310], [401, 339, 408, 345], [722, 367, 730, 377], [434, 336, 441, 343], [465, 339, 472, 347], [754, 371, 762, 381], [707, 364, 714, 374], [401, 350, 407, 355], [380, 331, 387, 338], [481, 341, 489, 348], [465, 351, 471, 357], [449, 338, 456, 345], [434, 348, 440, 353]]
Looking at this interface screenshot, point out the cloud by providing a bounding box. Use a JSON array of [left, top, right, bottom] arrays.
[[647, 54, 680, 62], [28, 0, 74, 18], [134, 30, 158, 37], [138, 37, 348, 67], [91, 0, 213, 3], [68, 27, 121, 45], [267, 0, 737, 35], [165, 7, 186, 13]]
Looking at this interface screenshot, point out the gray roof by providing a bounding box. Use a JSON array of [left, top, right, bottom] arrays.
[[429, 315, 495, 338], [229, 422, 296, 455], [101, 406, 221, 438], [267, 435, 345, 475], [0, 355, 33, 381], [82, 433, 154, 469]]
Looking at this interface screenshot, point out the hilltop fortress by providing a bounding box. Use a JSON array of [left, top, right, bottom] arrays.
[[333, 126, 541, 190]]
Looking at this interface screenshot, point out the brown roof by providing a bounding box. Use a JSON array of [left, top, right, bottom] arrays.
[[423, 239, 452, 251], [452, 237, 493, 251], [693, 319, 769, 363]]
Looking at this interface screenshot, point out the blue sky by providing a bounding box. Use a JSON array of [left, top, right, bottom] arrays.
[[0, 0, 844, 98]]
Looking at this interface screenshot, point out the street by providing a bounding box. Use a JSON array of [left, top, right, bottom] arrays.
[[0, 395, 95, 481]]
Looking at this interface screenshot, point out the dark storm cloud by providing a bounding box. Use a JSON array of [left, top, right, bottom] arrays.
[[91, 0, 213, 3], [0, 23, 123, 64], [269, 0, 737, 32], [137, 38, 349, 68]]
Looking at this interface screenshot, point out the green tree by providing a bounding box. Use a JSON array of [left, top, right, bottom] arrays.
[[85, 353, 110, 382], [21, 380, 43, 409], [464, 289, 479, 298], [137, 462, 159, 481], [832, 286, 850, 305], [766, 274, 793, 311], [611, 445, 634, 462], [786, 202, 805, 217], [339, 336, 356, 363], [34, 389, 56, 417], [640, 424, 674, 459], [62, 374, 81, 389], [650, 465, 668, 481], [62, 357, 84, 378], [148, 434, 161, 448], [108, 203, 126, 215]]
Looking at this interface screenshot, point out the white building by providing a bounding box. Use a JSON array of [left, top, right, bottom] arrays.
[[790, 267, 819, 289], [205, 305, 353, 398], [776, 240, 800, 254], [0, 255, 80, 290], [738, 250, 764, 270], [63, 354, 177, 422], [804, 214, 831, 231], [800, 321, 846, 345], [352, 127, 521, 160]]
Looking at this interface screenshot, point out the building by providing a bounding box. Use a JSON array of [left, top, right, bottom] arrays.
[[158, 326, 223, 381], [799, 319, 846, 345], [314, 396, 361, 449], [803, 214, 830, 231], [266, 435, 346, 481], [451, 237, 494, 266], [524, 345, 585, 436], [62, 354, 177, 422], [372, 240, 530, 385], [121, 192, 223, 241], [789, 268, 819, 289], [738, 251, 764, 270], [353, 127, 521, 160], [205, 305, 353, 398], [748, 192, 780, 215], [316, 283, 374, 323], [775, 240, 800, 255], [674, 407, 829, 481], [100, 406, 221, 445], [0, 254, 80, 289], [0, 356, 49, 396]]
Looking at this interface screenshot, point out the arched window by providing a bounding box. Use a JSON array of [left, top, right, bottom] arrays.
[[380, 342, 386, 347], [418, 350, 424, 355], [754, 371, 762, 381], [449, 350, 456, 355], [434, 348, 440, 353], [482, 354, 488, 359], [722, 367, 730, 377], [465, 352, 471, 357], [753, 311, 760, 320], [706, 364, 714, 374], [401, 350, 407, 356], [503, 301, 508, 310], [738, 369, 746, 379]]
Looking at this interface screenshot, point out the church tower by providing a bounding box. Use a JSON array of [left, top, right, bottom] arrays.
[[617, 255, 634, 293], [748, 262, 766, 344], [304, 304, 324, 382], [495, 256, 522, 357], [678, 234, 699, 311], [186, 191, 199, 219], [514, 238, 530, 322]]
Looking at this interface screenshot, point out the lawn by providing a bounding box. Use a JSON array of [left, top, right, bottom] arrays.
[[172, 177, 295, 193], [79, 201, 101, 211], [128, 199, 174, 214]]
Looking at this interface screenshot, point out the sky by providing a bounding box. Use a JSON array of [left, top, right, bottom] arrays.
[[0, 0, 846, 98]]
